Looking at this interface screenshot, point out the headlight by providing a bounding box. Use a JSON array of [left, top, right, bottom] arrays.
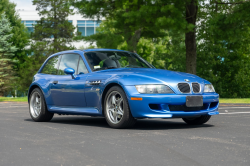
[[204, 84, 215, 92], [135, 85, 174, 94]]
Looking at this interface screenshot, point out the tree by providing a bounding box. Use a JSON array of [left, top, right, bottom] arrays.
[[185, 0, 198, 74], [17, 0, 77, 91], [0, 0, 30, 95], [72, 0, 188, 53], [82, 20, 186, 71], [196, 0, 250, 97], [0, 13, 17, 96], [0, 0, 30, 71], [18, 55, 47, 91], [80, 20, 126, 49], [78, 0, 250, 97], [73, 0, 221, 74], [32, 0, 76, 56]]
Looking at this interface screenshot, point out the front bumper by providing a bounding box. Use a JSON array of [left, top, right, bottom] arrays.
[[124, 86, 219, 118]]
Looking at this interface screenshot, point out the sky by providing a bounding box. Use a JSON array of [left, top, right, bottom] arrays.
[[11, 0, 36, 10]]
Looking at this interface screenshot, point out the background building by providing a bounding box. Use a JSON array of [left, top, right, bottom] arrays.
[[18, 9, 101, 48]]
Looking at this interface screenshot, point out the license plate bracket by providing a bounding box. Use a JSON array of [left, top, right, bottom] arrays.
[[186, 96, 203, 107]]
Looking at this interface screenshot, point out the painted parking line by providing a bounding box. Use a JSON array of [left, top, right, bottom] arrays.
[[220, 112, 250, 114], [219, 107, 250, 109], [0, 104, 27, 106], [0, 106, 28, 108]]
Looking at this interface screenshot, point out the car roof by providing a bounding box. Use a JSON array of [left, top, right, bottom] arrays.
[[57, 48, 129, 53], [48, 48, 131, 58], [82, 48, 128, 52]]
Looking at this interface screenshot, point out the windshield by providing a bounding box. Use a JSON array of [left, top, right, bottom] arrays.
[[84, 51, 153, 71]]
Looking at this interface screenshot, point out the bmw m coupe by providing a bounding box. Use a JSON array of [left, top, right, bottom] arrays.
[[28, 49, 219, 128]]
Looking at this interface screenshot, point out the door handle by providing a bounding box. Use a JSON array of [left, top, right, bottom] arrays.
[[53, 81, 58, 84]]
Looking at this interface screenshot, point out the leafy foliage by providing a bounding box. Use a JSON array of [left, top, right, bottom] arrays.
[[196, 0, 250, 97], [2, 0, 249, 98], [18, 0, 77, 91], [83, 20, 186, 71], [0, 13, 17, 95], [0, 0, 30, 71], [72, 0, 188, 52], [18, 55, 47, 91], [78, 0, 250, 97], [32, 0, 76, 56]]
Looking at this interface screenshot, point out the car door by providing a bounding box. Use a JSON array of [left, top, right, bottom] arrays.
[[39, 54, 61, 106], [50, 53, 88, 107]]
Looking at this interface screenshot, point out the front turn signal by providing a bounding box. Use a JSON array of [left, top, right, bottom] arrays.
[[131, 97, 143, 101]]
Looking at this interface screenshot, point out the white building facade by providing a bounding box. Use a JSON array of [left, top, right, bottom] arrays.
[[18, 10, 100, 48]]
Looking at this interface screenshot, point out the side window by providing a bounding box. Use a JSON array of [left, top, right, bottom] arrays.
[[41, 55, 60, 75], [58, 54, 80, 75], [78, 58, 88, 74]]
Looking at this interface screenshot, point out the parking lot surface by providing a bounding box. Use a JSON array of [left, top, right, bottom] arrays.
[[0, 102, 250, 166]]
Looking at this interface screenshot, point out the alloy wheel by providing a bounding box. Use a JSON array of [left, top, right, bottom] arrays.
[[30, 92, 42, 118], [106, 91, 124, 124]]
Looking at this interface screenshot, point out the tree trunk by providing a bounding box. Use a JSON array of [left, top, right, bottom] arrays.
[[53, 0, 58, 53], [0, 90, 4, 97], [125, 28, 143, 53], [185, 0, 198, 74]]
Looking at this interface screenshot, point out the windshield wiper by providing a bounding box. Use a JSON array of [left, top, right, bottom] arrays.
[[124, 65, 144, 68], [106, 67, 117, 69], [93, 66, 117, 71]]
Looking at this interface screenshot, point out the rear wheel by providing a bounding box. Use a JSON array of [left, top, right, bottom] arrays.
[[29, 88, 54, 122], [104, 86, 136, 128], [182, 115, 211, 125]]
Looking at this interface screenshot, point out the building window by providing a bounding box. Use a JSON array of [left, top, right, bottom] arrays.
[[77, 20, 101, 36], [22, 20, 37, 33], [22, 20, 72, 34]]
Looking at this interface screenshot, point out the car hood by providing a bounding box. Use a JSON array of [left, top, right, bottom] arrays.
[[94, 68, 205, 85]]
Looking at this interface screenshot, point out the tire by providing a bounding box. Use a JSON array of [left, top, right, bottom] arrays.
[[182, 115, 211, 125], [104, 86, 136, 128], [29, 88, 54, 122]]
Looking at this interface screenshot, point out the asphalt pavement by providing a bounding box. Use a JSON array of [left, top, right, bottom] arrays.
[[0, 102, 250, 166]]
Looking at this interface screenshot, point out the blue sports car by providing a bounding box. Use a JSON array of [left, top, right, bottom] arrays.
[[28, 49, 219, 128]]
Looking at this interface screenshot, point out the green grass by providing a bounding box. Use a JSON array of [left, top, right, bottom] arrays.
[[0, 97, 249, 103], [0, 97, 28, 102], [219, 98, 250, 103]]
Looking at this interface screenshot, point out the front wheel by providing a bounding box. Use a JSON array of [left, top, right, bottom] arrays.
[[182, 115, 211, 125], [104, 86, 136, 128], [29, 88, 54, 122]]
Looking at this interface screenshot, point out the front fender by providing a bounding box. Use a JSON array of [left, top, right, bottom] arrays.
[[28, 82, 45, 102]]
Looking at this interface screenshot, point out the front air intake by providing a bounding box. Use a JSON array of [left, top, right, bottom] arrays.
[[177, 83, 190, 93], [169, 104, 207, 111], [192, 83, 200, 93]]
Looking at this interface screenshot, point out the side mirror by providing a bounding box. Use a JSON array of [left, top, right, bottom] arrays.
[[64, 68, 76, 79]]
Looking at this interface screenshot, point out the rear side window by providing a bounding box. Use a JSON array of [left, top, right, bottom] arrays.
[[58, 54, 80, 75], [41, 55, 60, 75]]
